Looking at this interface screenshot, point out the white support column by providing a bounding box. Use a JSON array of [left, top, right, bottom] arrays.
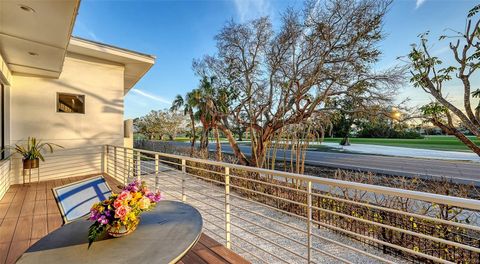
[[123, 148, 127, 184], [307, 180, 312, 263], [136, 151, 141, 180], [113, 146, 117, 180], [181, 159, 186, 202], [155, 154, 159, 191], [101, 145, 106, 174], [105, 146, 109, 175], [127, 149, 132, 180], [224, 166, 231, 249]]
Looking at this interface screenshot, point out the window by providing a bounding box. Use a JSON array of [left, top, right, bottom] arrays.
[[57, 93, 85, 114]]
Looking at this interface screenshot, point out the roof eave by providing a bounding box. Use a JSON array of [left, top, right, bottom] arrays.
[[68, 37, 156, 92]]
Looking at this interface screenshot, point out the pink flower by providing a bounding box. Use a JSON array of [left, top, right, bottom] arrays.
[[113, 198, 123, 208], [115, 205, 131, 220], [118, 191, 132, 201]]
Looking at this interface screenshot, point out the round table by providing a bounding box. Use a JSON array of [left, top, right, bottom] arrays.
[[17, 201, 203, 264]]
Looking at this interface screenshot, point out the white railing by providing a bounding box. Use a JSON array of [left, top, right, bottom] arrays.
[[0, 159, 10, 200], [9, 146, 103, 184], [104, 145, 480, 263]]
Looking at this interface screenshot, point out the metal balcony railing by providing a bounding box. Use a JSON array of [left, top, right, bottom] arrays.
[[2, 144, 480, 263], [102, 145, 480, 263]]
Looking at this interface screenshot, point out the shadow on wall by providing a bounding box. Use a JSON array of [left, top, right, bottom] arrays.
[[9, 145, 103, 184], [9, 56, 126, 183], [9, 128, 123, 184]]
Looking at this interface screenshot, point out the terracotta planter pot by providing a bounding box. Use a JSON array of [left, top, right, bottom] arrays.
[[23, 158, 39, 169]]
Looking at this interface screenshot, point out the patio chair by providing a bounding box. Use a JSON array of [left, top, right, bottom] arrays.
[[52, 176, 112, 223]]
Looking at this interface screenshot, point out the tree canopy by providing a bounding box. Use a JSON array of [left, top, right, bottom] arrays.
[[189, 0, 403, 168], [408, 4, 480, 156]]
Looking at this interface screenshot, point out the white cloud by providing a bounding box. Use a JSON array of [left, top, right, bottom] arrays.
[[131, 89, 171, 105], [416, 0, 427, 9], [76, 21, 101, 42], [233, 0, 272, 22]]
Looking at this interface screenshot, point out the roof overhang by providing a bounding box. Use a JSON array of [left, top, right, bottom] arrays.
[[68, 37, 155, 93], [0, 0, 80, 79]]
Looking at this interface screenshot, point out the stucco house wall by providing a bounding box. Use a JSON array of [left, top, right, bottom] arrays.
[[9, 52, 125, 183]]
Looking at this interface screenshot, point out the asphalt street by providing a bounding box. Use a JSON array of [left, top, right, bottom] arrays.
[[164, 142, 480, 185]]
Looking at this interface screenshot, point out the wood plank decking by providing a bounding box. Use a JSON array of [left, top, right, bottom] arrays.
[[0, 175, 249, 264]]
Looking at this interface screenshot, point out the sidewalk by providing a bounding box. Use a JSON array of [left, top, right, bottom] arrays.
[[321, 142, 480, 162]]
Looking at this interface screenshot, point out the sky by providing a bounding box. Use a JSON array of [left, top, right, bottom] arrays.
[[72, 0, 479, 119]]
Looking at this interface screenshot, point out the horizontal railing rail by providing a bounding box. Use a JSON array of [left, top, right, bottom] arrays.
[[8, 145, 103, 184], [105, 145, 480, 264]]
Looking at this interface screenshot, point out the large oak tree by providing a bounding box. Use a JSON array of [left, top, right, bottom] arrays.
[[195, 0, 403, 167]]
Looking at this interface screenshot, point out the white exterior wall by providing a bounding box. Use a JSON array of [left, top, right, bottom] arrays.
[[9, 52, 125, 183]]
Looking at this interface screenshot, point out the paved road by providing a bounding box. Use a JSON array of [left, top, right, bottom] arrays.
[[160, 142, 480, 185]]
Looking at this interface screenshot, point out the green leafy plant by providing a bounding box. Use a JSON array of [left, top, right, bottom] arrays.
[[3, 137, 63, 161]]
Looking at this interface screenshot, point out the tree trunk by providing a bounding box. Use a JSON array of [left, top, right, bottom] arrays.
[[238, 131, 244, 141], [340, 125, 352, 146], [217, 124, 250, 166], [190, 113, 196, 147], [340, 135, 350, 146], [199, 128, 208, 150], [254, 141, 268, 168], [252, 129, 275, 169], [214, 127, 222, 161], [189, 113, 196, 156], [432, 119, 480, 156]]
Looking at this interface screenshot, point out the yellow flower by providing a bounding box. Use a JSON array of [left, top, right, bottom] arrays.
[[138, 197, 151, 210]]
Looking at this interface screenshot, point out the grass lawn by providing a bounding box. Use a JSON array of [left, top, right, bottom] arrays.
[[173, 137, 230, 143], [167, 135, 478, 152], [173, 137, 191, 142], [320, 136, 479, 152]]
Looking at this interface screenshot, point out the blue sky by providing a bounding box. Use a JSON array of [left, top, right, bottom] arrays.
[[72, 0, 479, 119]]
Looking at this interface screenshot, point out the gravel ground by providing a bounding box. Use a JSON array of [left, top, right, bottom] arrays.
[[128, 161, 407, 264]]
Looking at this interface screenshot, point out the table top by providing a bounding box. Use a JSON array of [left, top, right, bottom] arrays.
[[17, 201, 203, 264]]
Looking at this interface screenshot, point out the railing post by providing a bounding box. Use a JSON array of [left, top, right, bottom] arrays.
[[127, 149, 131, 180], [307, 180, 312, 263], [105, 145, 109, 175], [225, 166, 231, 249], [181, 159, 186, 202], [155, 154, 159, 191], [123, 148, 127, 184], [101, 145, 106, 174], [113, 146, 117, 180], [136, 150, 141, 180]]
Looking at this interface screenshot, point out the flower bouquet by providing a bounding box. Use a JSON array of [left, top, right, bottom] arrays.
[[87, 179, 164, 247]]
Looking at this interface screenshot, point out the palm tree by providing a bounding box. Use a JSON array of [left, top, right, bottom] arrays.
[[171, 93, 197, 151], [172, 76, 238, 160], [190, 78, 214, 152]]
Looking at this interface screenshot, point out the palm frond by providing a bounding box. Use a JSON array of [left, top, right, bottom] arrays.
[[1, 137, 62, 161]]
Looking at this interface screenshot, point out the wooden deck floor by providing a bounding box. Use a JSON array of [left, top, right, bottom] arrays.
[[0, 175, 249, 264]]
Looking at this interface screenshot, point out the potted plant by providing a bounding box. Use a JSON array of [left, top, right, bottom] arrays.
[[3, 137, 63, 170]]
